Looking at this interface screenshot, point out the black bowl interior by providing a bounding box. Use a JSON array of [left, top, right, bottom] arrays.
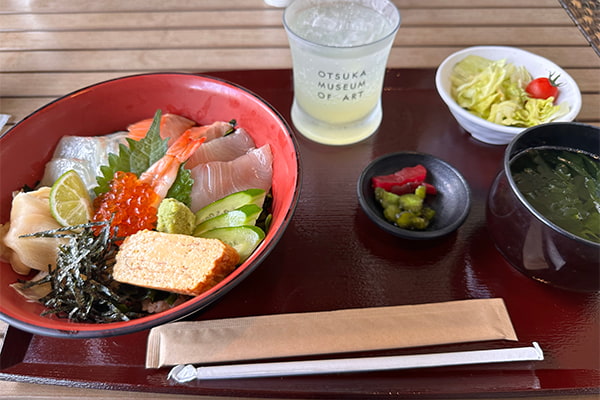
[[508, 122, 600, 160], [357, 152, 471, 240], [504, 121, 600, 244]]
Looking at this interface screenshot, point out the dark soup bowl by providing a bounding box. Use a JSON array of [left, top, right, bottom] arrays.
[[487, 122, 600, 292]]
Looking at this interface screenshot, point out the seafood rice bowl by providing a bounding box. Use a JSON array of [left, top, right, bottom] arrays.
[[0, 73, 301, 338]]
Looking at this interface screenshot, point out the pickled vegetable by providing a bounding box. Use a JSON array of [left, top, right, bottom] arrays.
[[372, 165, 427, 191], [371, 164, 437, 195], [375, 186, 435, 230]]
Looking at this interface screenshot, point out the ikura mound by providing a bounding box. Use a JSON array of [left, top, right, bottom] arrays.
[[0, 73, 301, 338]]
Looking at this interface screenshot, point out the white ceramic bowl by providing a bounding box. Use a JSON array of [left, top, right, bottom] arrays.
[[435, 46, 582, 145]]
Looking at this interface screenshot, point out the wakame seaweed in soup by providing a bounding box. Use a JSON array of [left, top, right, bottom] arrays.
[[510, 147, 600, 243]]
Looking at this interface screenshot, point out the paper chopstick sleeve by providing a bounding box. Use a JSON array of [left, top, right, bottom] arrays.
[[146, 298, 517, 368]]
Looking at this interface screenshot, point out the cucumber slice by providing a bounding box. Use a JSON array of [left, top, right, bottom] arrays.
[[193, 204, 262, 236], [199, 225, 265, 262], [195, 189, 266, 225]]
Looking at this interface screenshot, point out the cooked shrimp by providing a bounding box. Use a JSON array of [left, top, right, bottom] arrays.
[[93, 130, 207, 238], [139, 129, 207, 203]]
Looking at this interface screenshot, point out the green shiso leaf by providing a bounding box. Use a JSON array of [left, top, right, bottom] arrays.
[[166, 163, 195, 207], [93, 109, 194, 203], [94, 109, 168, 196]]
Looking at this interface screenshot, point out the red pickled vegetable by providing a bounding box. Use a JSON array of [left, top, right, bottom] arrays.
[[388, 181, 437, 196], [371, 164, 430, 192]]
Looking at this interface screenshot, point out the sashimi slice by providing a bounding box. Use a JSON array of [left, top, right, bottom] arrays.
[[39, 131, 128, 198], [186, 128, 256, 168], [48, 130, 127, 161], [186, 121, 234, 143], [127, 113, 195, 145], [41, 158, 98, 199], [190, 145, 273, 212]]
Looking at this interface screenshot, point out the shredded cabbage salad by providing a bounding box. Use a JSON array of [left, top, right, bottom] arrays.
[[450, 55, 569, 127]]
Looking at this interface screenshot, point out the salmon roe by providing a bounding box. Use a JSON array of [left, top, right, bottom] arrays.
[[93, 171, 160, 240]]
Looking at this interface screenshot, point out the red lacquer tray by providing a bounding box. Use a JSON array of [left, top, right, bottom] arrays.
[[0, 69, 598, 398]]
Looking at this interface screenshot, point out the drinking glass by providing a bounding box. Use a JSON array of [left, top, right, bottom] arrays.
[[283, 0, 401, 145]]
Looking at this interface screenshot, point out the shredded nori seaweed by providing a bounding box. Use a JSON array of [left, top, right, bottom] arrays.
[[19, 221, 152, 323]]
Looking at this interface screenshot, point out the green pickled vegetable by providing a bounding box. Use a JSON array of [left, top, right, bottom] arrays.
[[374, 186, 435, 230], [451, 55, 569, 127], [397, 193, 423, 213]]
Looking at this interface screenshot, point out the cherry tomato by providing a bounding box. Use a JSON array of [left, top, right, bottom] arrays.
[[525, 73, 561, 100]]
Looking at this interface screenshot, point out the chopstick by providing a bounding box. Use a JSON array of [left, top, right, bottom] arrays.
[[168, 342, 543, 382]]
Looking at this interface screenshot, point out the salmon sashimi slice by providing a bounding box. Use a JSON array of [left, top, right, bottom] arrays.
[[127, 113, 196, 145], [186, 127, 256, 169], [189, 145, 273, 212]]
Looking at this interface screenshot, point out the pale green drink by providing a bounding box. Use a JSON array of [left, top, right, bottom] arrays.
[[284, 0, 400, 145]]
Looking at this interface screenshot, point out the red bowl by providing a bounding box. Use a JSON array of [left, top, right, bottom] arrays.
[[0, 73, 301, 338]]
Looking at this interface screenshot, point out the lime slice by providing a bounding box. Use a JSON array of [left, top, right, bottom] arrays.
[[49, 169, 93, 226]]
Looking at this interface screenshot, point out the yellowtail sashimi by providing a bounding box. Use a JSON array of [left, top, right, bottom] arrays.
[[186, 128, 256, 169], [189, 145, 273, 212]]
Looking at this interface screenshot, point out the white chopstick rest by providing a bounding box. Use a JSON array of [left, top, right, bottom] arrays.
[[168, 342, 543, 382], [168, 364, 198, 382]]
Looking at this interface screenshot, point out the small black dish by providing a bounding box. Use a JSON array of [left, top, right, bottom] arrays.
[[357, 152, 471, 240]]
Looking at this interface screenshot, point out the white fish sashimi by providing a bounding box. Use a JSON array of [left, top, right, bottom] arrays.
[[190, 145, 273, 212], [41, 158, 98, 197], [186, 128, 256, 168], [39, 131, 129, 197], [50, 131, 127, 160], [0, 187, 66, 275]]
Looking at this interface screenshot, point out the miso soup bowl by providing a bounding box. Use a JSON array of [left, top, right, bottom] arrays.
[[486, 122, 600, 292]]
